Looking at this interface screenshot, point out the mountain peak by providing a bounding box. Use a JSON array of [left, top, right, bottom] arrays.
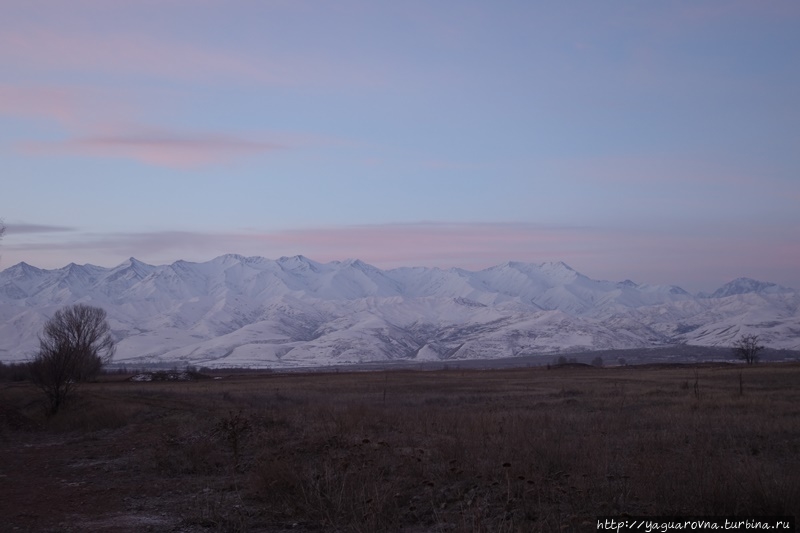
[[278, 254, 311, 263], [341, 258, 371, 269], [118, 257, 151, 268], [710, 277, 785, 298], [538, 261, 577, 273], [60, 262, 102, 275], [491, 260, 574, 272], [2, 261, 45, 279], [278, 255, 320, 272], [214, 253, 246, 263]]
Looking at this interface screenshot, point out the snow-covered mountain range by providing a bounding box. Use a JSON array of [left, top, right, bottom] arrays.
[[1, 255, 798, 367]]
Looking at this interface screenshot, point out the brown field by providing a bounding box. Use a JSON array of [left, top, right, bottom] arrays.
[[1, 363, 799, 532]]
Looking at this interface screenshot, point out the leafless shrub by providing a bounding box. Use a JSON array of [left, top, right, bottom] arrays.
[[29, 304, 115, 414], [214, 410, 252, 472], [734, 334, 765, 365]]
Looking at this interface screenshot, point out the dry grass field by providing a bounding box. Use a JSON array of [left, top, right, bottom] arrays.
[[1, 363, 799, 532]]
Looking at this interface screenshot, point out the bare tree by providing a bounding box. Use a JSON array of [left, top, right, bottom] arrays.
[[733, 334, 764, 365], [30, 304, 116, 414]]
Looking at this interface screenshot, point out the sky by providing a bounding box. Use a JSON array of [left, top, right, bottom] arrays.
[[1, 0, 798, 293]]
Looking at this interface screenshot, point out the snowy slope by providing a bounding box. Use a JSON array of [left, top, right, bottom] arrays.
[[1, 256, 798, 366]]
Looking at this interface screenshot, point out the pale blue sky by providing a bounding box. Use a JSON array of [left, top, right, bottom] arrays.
[[1, 1, 799, 292]]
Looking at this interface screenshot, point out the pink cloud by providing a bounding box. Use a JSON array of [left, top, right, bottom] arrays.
[[1, 30, 275, 86], [0, 81, 291, 168], [0, 26, 388, 89], [0, 82, 149, 135], [1, 81, 321, 168], [0, 84, 79, 126], [1, 222, 592, 268], [236, 223, 587, 267], [19, 129, 285, 168], [4, 222, 799, 292]]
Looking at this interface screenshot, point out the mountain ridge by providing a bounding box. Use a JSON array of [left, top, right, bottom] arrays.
[[1, 255, 798, 367]]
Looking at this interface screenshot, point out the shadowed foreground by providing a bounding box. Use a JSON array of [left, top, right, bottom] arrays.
[[1, 363, 798, 532]]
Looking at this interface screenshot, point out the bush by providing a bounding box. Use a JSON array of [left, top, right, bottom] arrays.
[[0, 361, 32, 382], [29, 304, 115, 414]]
